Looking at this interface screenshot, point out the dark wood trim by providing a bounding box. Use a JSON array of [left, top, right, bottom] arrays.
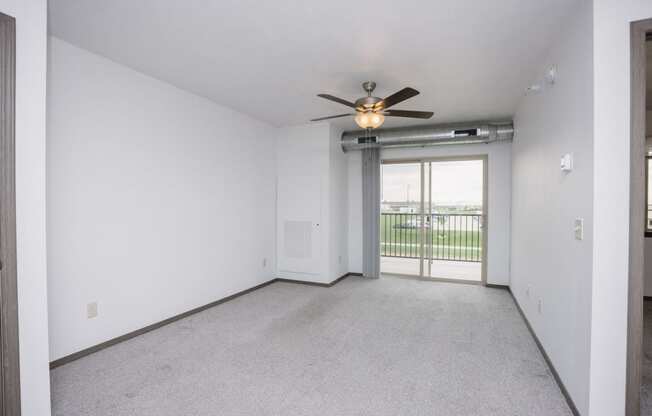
[[407, 282, 578, 414], [507, 288, 580, 416], [382, 272, 483, 286], [51, 274, 579, 416], [0, 12, 20, 416], [646, 155, 651, 237], [627, 18, 652, 416], [50, 273, 357, 369], [644, 296, 652, 302], [485, 283, 509, 290], [276, 272, 357, 288], [50, 279, 277, 369]]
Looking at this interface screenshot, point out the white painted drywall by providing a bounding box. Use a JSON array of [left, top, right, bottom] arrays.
[[329, 125, 349, 280], [591, 1, 652, 415], [510, 1, 593, 413], [346, 141, 512, 285], [47, 38, 277, 360], [0, 1, 51, 415], [275, 123, 348, 284], [276, 123, 330, 282]]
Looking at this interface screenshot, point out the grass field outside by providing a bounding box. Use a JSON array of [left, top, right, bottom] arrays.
[[380, 213, 483, 262]]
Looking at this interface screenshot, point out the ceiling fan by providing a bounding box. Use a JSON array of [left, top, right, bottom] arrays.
[[311, 81, 434, 129]]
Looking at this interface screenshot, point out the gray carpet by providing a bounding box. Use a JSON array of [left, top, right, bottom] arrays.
[[51, 276, 572, 416], [642, 300, 652, 415]]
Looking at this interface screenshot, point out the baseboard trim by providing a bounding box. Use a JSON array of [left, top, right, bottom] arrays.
[[485, 283, 509, 290], [507, 288, 581, 416], [276, 272, 358, 288], [382, 272, 484, 286], [50, 273, 358, 369]]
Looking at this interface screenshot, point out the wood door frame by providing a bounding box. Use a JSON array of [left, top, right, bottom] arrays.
[[0, 11, 20, 416], [380, 154, 488, 285], [627, 18, 652, 416]]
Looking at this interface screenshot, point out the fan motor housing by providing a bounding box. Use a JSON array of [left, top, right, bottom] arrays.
[[354, 96, 382, 110]]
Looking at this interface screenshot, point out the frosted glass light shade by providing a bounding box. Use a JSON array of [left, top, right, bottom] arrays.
[[355, 112, 384, 129]]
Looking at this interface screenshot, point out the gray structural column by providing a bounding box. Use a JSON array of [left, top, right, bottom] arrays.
[[361, 148, 381, 278]]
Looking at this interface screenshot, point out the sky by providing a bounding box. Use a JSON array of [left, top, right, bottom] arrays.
[[381, 160, 483, 206]]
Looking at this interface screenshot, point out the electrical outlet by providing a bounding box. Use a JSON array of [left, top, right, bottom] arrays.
[[262, 258, 267, 268], [537, 299, 543, 314], [87, 302, 98, 319], [338, 255, 342, 265], [526, 286, 531, 298]]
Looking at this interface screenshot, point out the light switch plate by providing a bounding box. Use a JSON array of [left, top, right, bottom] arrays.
[[561, 153, 573, 172], [574, 218, 584, 241]]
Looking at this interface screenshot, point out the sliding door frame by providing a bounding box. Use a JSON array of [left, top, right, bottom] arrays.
[[0, 11, 20, 416], [381, 154, 488, 285]]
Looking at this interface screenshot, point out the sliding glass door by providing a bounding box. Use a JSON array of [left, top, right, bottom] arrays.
[[380, 157, 486, 283], [380, 162, 423, 277]]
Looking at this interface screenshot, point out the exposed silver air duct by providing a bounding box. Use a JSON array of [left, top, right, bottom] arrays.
[[341, 121, 514, 152]]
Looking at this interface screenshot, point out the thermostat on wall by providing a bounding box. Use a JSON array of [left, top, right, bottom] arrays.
[[560, 153, 573, 172]]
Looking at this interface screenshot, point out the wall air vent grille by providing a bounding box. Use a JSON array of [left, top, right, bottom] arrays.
[[283, 220, 312, 259]]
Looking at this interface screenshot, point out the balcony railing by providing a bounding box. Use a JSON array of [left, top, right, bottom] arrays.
[[380, 213, 483, 262]]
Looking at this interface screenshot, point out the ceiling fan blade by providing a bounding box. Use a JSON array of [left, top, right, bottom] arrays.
[[310, 113, 354, 122], [317, 94, 357, 109], [376, 87, 420, 110], [383, 109, 434, 119]]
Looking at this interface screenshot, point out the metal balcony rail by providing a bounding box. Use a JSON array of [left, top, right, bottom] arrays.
[[380, 213, 483, 262]]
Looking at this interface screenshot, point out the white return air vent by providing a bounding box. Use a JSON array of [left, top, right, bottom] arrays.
[[283, 220, 312, 259]]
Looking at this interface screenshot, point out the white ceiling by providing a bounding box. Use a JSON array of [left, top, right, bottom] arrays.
[[49, 0, 579, 130]]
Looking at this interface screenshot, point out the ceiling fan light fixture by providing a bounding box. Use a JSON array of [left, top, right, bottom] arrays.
[[313, 82, 431, 127], [355, 112, 385, 129]]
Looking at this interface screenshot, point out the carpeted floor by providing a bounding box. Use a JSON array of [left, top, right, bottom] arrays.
[[51, 276, 572, 416], [642, 300, 652, 415]]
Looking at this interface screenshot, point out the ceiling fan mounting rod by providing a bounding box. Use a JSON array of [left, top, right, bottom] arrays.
[[362, 81, 376, 96]]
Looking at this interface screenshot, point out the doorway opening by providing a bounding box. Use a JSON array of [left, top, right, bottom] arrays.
[[379, 156, 487, 284]]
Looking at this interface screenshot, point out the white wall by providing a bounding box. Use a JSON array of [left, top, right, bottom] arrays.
[[347, 141, 512, 285], [591, 1, 652, 415], [511, 1, 594, 413], [329, 125, 349, 280], [47, 38, 277, 360], [0, 1, 50, 415], [275, 123, 348, 284]]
